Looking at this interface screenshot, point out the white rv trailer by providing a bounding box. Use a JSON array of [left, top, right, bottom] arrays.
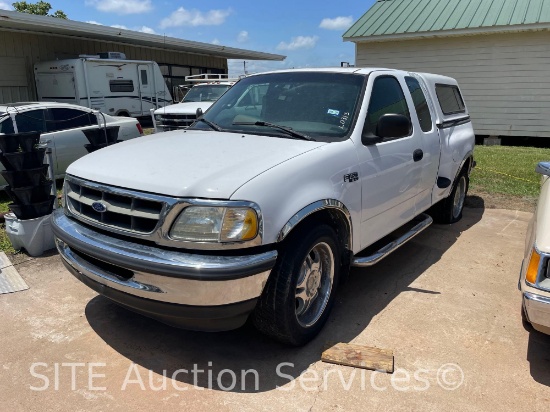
[[34, 53, 172, 117]]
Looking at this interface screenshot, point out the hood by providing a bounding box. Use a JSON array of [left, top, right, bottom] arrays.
[[154, 101, 214, 115], [67, 130, 327, 198]]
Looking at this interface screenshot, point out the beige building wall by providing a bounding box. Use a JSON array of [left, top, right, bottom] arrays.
[[0, 29, 227, 103], [355, 30, 550, 137]]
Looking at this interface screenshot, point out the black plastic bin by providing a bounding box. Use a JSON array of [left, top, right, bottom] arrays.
[[8, 195, 55, 220], [0, 131, 41, 153], [0, 148, 46, 171], [83, 126, 120, 146], [1, 165, 49, 188], [10, 181, 53, 204]]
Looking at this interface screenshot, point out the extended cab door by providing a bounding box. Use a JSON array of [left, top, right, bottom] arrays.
[[404, 75, 440, 213], [355, 72, 424, 249]]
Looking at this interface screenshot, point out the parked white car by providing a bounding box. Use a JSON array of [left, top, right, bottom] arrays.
[[52, 68, 475, 345], [0, 102, 143, 186], [519, 162, 550, 335]]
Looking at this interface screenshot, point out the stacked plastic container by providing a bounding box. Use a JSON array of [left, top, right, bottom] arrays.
[[1, 132, 56, 256], [83, 125, 121, 153]]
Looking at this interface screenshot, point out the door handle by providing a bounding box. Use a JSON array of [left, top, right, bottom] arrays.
[[413, 149, 423, 162]]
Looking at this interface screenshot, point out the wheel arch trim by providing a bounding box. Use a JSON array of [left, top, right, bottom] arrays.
[[277, 199, 353, 249]]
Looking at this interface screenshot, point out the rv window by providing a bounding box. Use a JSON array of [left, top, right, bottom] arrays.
[[15, 110, 46, 133], [47, 108, 96, 132], [140, 70, 148, 86], [110, 80, 134, 93]]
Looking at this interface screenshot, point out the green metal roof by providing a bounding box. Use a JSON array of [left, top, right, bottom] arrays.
[[344, 0, 550, 40]]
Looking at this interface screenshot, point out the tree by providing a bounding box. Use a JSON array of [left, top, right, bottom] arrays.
[[12, 1, 67, 19]]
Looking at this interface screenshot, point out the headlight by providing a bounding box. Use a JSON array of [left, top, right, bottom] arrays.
[[170, 206, 258, 242], [154, 114, 162, 122]]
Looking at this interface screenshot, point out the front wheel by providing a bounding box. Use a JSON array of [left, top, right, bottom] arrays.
[[252, 224, 341, 345]]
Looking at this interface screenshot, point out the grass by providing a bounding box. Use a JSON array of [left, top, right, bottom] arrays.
[[0, 145, 548, 254], [470, 146, 550, 198]]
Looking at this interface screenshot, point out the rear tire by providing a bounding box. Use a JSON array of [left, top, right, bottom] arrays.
[[252, 224, 341, 346], [433, 171, 469, 224]]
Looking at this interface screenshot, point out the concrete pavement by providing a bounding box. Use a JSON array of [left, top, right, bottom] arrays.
[[1, 208, 549, 411]]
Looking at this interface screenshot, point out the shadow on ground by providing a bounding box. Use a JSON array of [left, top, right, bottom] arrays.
[[85, 207, 484, 393], [526, 322, 550, 387]]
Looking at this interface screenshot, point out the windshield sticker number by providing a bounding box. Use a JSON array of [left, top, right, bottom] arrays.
[[339, 112, 350, 129], [327, 109, 340, 116]]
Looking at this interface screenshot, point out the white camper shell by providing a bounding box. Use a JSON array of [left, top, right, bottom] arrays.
[[34, 54, 172, 118]]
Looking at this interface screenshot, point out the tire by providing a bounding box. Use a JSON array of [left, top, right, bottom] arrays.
[[252, 224, 341, 346], [433, 171, 469, 224]]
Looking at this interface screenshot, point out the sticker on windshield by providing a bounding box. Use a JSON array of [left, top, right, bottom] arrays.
[[327, 109, 340, 116]]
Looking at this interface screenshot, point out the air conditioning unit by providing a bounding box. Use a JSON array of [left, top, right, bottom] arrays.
[[98, 52, 127, 60]]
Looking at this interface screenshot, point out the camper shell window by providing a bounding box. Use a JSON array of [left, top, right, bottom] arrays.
[[110, 80, 134, 93], [435, 84, 465, 115]]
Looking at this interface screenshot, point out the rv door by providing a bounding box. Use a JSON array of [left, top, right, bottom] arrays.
[[35, 73, 77, 104], [138, 64, 154, 113]]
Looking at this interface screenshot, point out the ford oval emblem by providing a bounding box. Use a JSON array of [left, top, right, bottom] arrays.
[[92, 202, 107, 213]]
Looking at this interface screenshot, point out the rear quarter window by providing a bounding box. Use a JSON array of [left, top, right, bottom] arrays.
[[435, 84, 465, 115]]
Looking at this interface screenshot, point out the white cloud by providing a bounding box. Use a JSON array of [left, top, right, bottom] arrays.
[[138, 26, 156, 34], [160, 7, 231, 28], [86, 20, 103, 25], [212, 39, 221, 45], [111, 24, 128, 30], [237, 30, 249, 43], [276, 36, 318, 51], [319, 16, 354, 30], [86, 0, 152, 15], [0, 2, 13, 10]]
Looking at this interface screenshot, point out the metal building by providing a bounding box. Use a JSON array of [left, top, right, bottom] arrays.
[[0, 9, 284, 103]]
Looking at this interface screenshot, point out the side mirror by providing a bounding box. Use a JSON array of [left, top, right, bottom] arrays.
[[196, 108, 203, 118], [535, 161, 550, 177], [376, 114, 411, 139]]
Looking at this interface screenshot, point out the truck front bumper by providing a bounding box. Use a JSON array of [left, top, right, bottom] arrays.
[[51, 210, 277, 331], [523, 291, 550, 335]]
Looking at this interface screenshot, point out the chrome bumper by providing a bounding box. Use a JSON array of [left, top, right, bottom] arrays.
[[51, 210, 277, 308], [523, 291, 550, 333]]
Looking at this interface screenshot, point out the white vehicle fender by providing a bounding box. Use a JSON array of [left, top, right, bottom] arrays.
[[230, 139, 362, 252]]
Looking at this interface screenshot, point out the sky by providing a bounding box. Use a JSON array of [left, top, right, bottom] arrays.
[[0, 0, 377, 76]]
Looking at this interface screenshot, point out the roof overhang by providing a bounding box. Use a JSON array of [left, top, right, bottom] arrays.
[[0, 10, 285, 61], [344, 22, 550, 44]]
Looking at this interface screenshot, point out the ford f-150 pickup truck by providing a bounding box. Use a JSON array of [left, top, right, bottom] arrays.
[[52, 68, 475, 345]]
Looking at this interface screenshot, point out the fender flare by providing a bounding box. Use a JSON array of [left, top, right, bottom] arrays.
[[277, 199, 353, 249]]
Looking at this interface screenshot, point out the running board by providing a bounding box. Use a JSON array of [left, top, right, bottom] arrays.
[[352, 213, 433, 268]]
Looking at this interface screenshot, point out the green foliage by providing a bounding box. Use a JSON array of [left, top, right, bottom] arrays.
[[12, 1, 67, 19]]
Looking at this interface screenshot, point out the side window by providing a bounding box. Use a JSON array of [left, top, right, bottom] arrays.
[[0, 117, 15, 134], [15, 109, 46, 133], [47, 108, 96, 132], [110, 80, 134, 93], [140, 70, 148, 86], [435, 84, 465, 115], [363, 76, 411, 137], [405, 77, 433, 132]]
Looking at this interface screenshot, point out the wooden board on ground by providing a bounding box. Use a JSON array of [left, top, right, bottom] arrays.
[[321, 342, 394, 373]]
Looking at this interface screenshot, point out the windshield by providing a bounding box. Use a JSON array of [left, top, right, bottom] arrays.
[[182, 84, 231, 102], [189, 72, 365, 141]]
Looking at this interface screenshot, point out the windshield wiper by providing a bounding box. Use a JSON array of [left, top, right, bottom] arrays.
[[233, 121, 314, 141], [196, 117, 223, 131]]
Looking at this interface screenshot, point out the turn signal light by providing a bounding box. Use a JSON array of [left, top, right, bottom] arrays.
[[526, 248, 541, 284]]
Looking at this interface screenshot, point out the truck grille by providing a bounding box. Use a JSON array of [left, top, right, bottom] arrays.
[[157, 114, 196, 130], [65, 178, 164, 234]]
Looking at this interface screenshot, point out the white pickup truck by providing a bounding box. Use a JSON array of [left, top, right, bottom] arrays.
[[152, 74, 236, 132], [52, 68, 475, 345]]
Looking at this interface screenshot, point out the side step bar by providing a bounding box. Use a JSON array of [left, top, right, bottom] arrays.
[[352, 213, 433, 268]]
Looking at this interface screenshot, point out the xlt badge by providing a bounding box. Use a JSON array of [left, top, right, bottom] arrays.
[[344, 172, 359, 183]]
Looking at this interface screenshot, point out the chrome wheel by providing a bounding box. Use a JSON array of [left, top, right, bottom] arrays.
[[452, 175, 466, 219], [295, 242, 335, 328]]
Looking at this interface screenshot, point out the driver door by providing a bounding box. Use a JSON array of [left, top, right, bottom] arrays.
[[355, 72, 423, 249]]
